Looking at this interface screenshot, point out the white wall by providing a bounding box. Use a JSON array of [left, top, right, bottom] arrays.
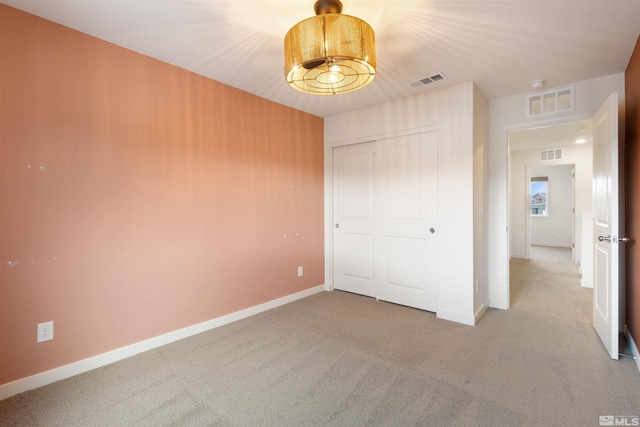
[[488, 73, 625, 309], [581, 212, 594, 288], [324, 81, 486, 325]]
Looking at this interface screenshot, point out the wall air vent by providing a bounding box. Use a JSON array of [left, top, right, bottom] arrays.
[[540, 149, 562, 161], [408, 73, 447, 88]]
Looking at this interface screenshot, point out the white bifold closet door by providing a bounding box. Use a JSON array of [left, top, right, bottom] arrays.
[[333, 131, 437, 312]]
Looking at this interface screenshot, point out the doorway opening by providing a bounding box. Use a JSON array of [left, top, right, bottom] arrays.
[[508, 119, 593, 307], [526, 163, 576, 261]]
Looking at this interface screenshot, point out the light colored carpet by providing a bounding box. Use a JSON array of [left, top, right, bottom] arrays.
[[1, 258, 639, 426], [529, 245, 573, 263], [511, 246, 588, 323]]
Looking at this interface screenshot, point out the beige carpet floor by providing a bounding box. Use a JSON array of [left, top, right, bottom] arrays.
[[1, 254, 639, 426]]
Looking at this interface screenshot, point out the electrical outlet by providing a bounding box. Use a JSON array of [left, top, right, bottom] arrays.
[[37, 321, 54, 343], [297, 266, 303, 277]]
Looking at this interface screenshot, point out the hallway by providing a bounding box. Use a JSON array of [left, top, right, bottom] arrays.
[[510, 246, 591, 323]]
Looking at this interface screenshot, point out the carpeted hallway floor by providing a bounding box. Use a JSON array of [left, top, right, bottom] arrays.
[[511, 246, 590, 322], [1, 251, 639, 426]]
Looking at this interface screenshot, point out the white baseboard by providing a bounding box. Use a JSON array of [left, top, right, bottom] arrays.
[[530, 243, 572, 249], [489, 298, 509, 310], [580, 278, 593, 288], [437, 309, 475, 326], [474, 302, 489, 324], [0, 285, 325, 401], [624, 325, 640, 373]]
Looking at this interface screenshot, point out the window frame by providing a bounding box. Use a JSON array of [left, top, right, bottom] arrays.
[[530, 177, 548, 217]]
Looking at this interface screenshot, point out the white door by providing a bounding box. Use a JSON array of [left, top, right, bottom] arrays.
[[376, 132, 438, 311], [593, 93, 620, 359], [332, 133, 438, 312], [333, 142, 376, 297]]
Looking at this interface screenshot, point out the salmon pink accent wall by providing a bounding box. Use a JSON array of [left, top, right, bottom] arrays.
[[0, 4, 324, 385], [625, 35, 640, 341]]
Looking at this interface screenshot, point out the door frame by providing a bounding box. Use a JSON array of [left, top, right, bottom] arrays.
[[504, 112, 594, 307], [524, 163, 577, 261]]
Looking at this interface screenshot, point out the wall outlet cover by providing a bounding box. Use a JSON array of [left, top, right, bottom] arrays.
[[37, 321, 54, 343]]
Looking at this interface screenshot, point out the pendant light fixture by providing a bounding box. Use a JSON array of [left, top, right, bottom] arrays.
[[284, 0, 376, 95]]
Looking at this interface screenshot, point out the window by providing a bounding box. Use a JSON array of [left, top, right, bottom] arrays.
[[530, 177, 548, 216]]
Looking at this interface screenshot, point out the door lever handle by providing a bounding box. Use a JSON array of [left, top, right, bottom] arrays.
[[598, 235, 632, 243]]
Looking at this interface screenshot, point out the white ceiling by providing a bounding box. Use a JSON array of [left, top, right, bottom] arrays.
[[2, 0, 639, 118]]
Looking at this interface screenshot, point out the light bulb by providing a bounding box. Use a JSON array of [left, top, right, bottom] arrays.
[[328, 64, 343, 83]]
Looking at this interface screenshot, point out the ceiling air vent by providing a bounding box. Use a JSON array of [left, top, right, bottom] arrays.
[[408, 73, 447, 88], [540, 149, 562, 161]]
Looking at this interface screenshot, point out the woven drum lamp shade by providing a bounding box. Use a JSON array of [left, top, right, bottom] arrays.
[[284, 0, 376, 95]]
